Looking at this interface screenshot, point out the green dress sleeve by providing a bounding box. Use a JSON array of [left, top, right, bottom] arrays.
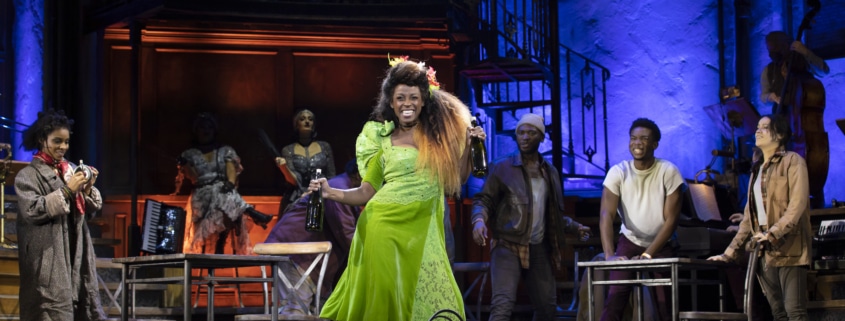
[[355, 120, 393, 181], [362, 150, 385, 191]]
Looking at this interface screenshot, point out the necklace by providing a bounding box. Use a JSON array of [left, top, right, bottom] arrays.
[[400, 121, 418, 131]]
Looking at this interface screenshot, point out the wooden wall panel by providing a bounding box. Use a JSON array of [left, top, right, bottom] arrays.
[[102, 46, 133, 195], [139, 48, 284, 195], [101, 26, 455, 201], [291, 53, 386, 168]]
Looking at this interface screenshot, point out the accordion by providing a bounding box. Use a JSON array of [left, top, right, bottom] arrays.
[[141, 199, 186, 254]]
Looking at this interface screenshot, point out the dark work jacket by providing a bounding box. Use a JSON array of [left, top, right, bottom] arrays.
[[471, 152, 581, 270]]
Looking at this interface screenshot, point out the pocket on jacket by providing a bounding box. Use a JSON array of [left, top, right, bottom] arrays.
[[34, 244, 55, 287], [768, 176, 789, 203], [772, 231, 803, 258], [499, 195, 530, 232]]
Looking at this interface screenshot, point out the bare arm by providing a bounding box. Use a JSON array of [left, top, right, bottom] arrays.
[[275, 157, 297, 186], [226, 161, 238, 185], [599, 187, 621, 259], [309, 178, 376, 207], [642, 188, 682, 257]]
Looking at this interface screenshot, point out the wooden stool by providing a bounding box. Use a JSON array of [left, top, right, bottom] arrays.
[[236, 242, 332, 321]]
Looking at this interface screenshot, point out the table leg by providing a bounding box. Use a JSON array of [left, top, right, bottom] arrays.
[[587, 266, 594, 321], [131, 269, 138, 320], [272, 263, 279, 321], [120, 264, 128, 321], [635, 271, 643, 321], [671, 264, 678, 321], [184, 260, 192, 321], [208, 269, 215, 321]]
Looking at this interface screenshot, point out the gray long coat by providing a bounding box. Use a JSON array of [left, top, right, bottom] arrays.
[[14, 157, 106, 321]]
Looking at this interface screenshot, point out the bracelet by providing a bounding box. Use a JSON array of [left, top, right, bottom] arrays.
[[61, 186, 72, 199], [640, 252, 652, 259], [472, 218, 485, 225]]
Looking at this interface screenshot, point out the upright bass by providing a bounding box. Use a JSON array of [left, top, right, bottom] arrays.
[[773, 0, 828, 208]]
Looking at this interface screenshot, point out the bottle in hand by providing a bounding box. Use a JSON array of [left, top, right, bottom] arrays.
[[470, 117, 488, 177], [305, 168, 325, 232]]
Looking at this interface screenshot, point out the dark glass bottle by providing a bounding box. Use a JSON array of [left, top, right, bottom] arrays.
[[305, 168, 325, 232], [470, 117, 488, 178]]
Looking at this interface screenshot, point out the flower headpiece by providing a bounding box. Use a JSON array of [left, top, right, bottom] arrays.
[[388, 54, 440, 92]]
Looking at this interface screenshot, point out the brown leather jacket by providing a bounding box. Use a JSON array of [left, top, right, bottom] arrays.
[[724, 151, 811, 267], [472, 152, 583, 270]]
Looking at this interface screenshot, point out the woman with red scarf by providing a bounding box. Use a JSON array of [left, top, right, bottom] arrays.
[[14, 109, 106, 321]]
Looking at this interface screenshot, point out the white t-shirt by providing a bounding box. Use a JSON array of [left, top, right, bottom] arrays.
[[753, 166, 768, 225], [603, 158, 685, 247]]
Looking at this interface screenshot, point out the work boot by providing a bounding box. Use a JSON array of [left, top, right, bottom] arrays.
[[245, 207, 273, 229]]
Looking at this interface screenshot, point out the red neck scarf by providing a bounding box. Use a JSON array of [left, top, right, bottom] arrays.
[[33, 151, 86, 215]]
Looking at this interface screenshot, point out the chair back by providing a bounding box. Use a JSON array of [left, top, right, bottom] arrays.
[[742, 245, 761, 319]]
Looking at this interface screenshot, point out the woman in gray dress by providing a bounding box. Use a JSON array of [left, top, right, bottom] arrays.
[[275, 109, 336, 215], [14, 109, 106, 321], [177, 113, 273, 254]]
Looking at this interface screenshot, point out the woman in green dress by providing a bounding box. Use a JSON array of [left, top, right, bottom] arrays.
[[308, 57, 486, 320]]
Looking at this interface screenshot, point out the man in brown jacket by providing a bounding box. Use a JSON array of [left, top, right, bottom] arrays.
[[471, 113, 591, 321]]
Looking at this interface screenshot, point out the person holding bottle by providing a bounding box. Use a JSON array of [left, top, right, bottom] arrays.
[[264, 160, 362, 316], [275, 109, 336, 215], [175, 112, 274, 254], [15, 109, 106, 321], [306, 56, 485, 320], [471, 113, 591, 321]]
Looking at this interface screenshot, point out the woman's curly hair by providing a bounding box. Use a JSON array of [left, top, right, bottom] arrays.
[[370, 60, 471, 195], [21, 109, 74, 152]]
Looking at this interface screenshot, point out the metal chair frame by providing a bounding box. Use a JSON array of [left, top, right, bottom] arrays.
[[678, 245, 760, 321], [253, 241, 332, 317]]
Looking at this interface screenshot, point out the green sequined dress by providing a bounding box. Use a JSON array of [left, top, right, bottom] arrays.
[[320, 121, 464, 321]]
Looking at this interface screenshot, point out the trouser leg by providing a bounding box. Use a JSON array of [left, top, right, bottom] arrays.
[[649, 242, 676, 321], [525, 242, 557, 321], [488, 244, 521, 321], [600, 236, 640, 321], [778, 265, 808, 321], [758, 259, 788, 321]]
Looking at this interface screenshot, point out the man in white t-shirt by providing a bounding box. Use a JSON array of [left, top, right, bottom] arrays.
[[598, 118, 685, 321]]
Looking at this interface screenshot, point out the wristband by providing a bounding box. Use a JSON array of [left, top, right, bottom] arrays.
[[640, 252, 652, 259]]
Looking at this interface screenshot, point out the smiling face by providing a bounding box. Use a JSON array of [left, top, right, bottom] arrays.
[[41, 127, 71, 160], [391, 84, 423, 126], [295, 110, 315, 134], [755, 116, 781, 150], [629, 126, 657, 161]]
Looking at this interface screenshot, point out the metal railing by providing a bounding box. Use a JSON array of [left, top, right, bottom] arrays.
[[470, 0, 611, 179]]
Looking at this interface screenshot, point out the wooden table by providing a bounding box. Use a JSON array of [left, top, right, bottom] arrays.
[[578, 257, 730, 321], [113, 254, 289, 321]]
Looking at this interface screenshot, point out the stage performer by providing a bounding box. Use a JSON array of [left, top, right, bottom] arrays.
[[709, 114, 811, 321], [176, 112, 273, 254], [265, 159, 361, 315], [15, 109, 106, 321], [275, 109, 336, 215], [307, 56, 485, 320]]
